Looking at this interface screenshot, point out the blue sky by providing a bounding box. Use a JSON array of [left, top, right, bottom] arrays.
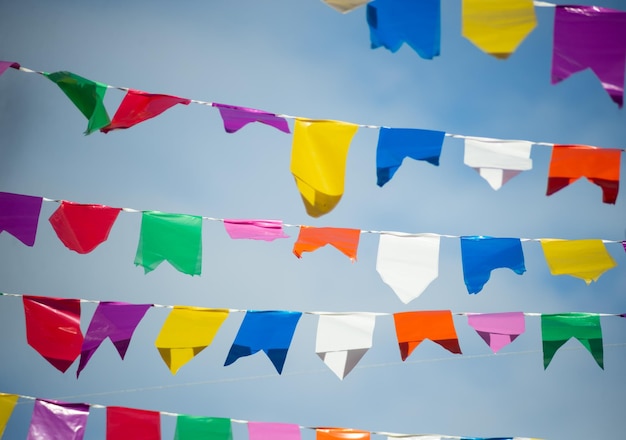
[[0, 0, 625, 438]]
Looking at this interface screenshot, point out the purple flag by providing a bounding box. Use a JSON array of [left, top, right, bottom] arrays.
[[467, 312, 526, 353], [223, 219, 289, 241], [622, 241, 625, 252], [0, 61, 20, 77], [212, 103, 291, 134], [27, 399, 90, 440], [0, 192, 43, 246], [551, 6, 626, 107], [77, 302, 152, 377]]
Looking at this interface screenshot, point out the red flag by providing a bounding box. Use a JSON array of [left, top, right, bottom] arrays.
[[106, 406, 161, 439]]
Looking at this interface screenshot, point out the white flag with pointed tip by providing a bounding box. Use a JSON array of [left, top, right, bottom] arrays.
[[315, 313, 376, 380]]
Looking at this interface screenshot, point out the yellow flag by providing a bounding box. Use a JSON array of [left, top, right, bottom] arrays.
[[322, 0, 369, 13], [155, 306, 229, 374], [290, 119, 359, 217], [462, 0, 536, 59], [0, 393, 18, 437], [541, 239, 618, 284]]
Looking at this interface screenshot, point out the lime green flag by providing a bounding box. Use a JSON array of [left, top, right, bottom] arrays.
[[45, 71, 111, 134], [174, 415, 233, 440], [541, 313, 603, 369], [0, 393, 19, 437], [135, 211, 203, 276]]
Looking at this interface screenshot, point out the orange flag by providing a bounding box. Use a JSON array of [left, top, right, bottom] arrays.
[[292, 226, 360, 261], [547, 145, 621, 204], [393, 310, 462, 360], [316, 428, 370, 439]]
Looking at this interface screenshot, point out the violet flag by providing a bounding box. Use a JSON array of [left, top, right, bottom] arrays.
[[212, 103, 290, 134], [0, 192, 43, 246], [27, 399, 90, 440]]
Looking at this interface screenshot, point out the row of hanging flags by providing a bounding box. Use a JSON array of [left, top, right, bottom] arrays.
[[0, 394, 543, 440], [1, 191, 624, 303], [0, 62, 624, 219], [2, 292, 624, 379], [321, 1, 626, 108]]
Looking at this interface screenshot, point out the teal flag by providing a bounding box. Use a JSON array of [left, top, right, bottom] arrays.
[[134, 211, 202, 276], [541, 313, 603, 369], [45, 71, 110, 134], [175, 415, 232, 440]]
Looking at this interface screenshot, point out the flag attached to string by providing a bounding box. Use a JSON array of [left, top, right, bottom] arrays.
[[49, 202, 121, 254], [393, 310, 462, 360], [316, 428, 370, 440], [224, 310, 302, 374], [174, 415, 233, 440], [541, 313, 604, 369], [293, 226, 361, 261], [540, 239, 617, 284], [27, 399, 89, 440], [0, 192, 43, 246], [212, 103, 290, 134], [106, 406, 161, 440], [248, 422, 302, 440], [0, 393, 18, 437], [0, 60, 20, 77], [290, 119, 359, 217], [467, 312, 526, 353], [223, 219, 289, 241], [322, 0, 369, 13]]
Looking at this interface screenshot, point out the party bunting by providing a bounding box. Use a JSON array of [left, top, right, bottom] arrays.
[[0, 393, 18, 437], [540, 239, 617, 284], [134, 211, 203, 276], [27, 399, 89, 440], [101, 89, 191, 133], [45, 71, 110, 134], [76, 302, 151, 377], [546, 145, 621, 204], [322, 0, 369, 13], [467, 312, 526, 353], [541, 313, 604, 369], [155, 306, 229, 375], [290, 119, 359, 217], [376, 233, 440, 304], [461, 0, 536, 59], [463, 138, 533, 190], [366, 0, 440, 59], [315, 313, 376, 379], [0, 192, 42, 246], [393, 310, 462, 360], [48, 202, 121, 254], [223, 219, 289, 241], [248, 422, 302, 440], [623, 241, 626, 252], [293, 226, 361, 261], [23, 295, 83, 373], [317, 428, 370, 439], [106, 406, 161, 440], [375, 127, 445, 187], [212, 103, 290, 134], [174, 415, 233, 440], [460, 236, 526, 294], [0, 60, 19, 77], [224, 310, 302, 374], [551, 6, 626, 107]]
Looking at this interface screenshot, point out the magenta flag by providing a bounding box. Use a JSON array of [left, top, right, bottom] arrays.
[[551, 6, 626, 107], [467, 312, 526, 353], [248, 422, 301, 440], [77, 302, 152, 377], [0, 61, 19, 77], [212, 103, 290, 133], [0, 192, 43, 246], [223, 219, 289, 241], [27, 399, 90, 440]]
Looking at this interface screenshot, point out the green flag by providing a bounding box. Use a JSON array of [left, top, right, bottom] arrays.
[[541, 313, 603, 369], [134, 211, 202, 276], [174, 415, 233, 440], [45, 71, 110, 134]]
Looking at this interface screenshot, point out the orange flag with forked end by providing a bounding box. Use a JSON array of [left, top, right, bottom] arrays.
[[393, 310, 462, 360], [316, 428, 370, 440], [292, 226, 361, 261]]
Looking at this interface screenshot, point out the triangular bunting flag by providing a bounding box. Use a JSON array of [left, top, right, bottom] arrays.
[[0, 61, 20, 77], [541, 313, 603, 369], [248, 422, 302, 440], [317, 428, 370, 439], [49, 201, 121, 254], [393, 310, 462, 360], [134, 211, 203, 275], [224, 310, 302, 374], [375, 127, 445, 187], [467, 312, 526, 353], [155, 306, 229, 375], [101, 89, 191, 133], [27, 399, 89, 440], [0, 192, 43, 246], [322, 0, 369, 13], [175, 415, 233, 440], [23, 295, 83, 373], [540, 239, 617, 284], [293, 226, 360, 261], [290, 118, 359, 217], [460, 236, 526, 294], [212, 103, 290, 134], [77, 302, 151, 377], [315, 313, 376, 379], [223, 219, 289, 241], [106, 406, 160, 440], [0, 393, 18, 437]]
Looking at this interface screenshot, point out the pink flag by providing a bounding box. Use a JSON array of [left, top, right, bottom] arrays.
[[551, 6, 626, 107], [467, 312, 526, 353], [223, 219, 289, 241], [248, 422, 301, 440], [212, 103, 290, 133], [27, 399, 89, 440], [0, 61, 19, 77]]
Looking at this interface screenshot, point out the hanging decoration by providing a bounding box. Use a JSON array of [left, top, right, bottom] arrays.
[[541, 313, 604, 369], [212, 102, 291, 134], [322, 0, 369, 14], [174, 415, 233, 440], [0, 393, 18, 437], [223, 219, 289, 241], [292, 226, 361, 261], [0, 192, 43, 246], [393, 310, 462, 360], [467, 312, 526, 354], [106, 406, 161, 440], [540, 239, 618, 284], [248, 421, 302, 440], [27, 399, 90, 440]]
